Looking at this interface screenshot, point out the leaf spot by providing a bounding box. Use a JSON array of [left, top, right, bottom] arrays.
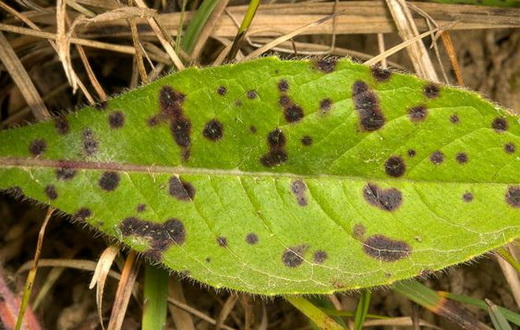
[[282, 245, 307, 268], [44, 184, 58, 200], [108, 110, 125, 129], [203, 119, 224, 141], [217, 86, 227, 96], [371, 66, 391, 82], [506, 186, 520, 208], [136, 204, 146, 212], [168, 177, 195, 201], [56, 167, 77, 180], [456, 152, 468, 164], [320, 98, 332, 113], [291, 179, 308, 207], [462, 192, 474, 202], [504, 143, 516, 154], [99, 171, 120, 192], [245, 233, 259, 245], [352, 81, 385, 132], [278, 79, 289, 92], [407, 149, 416, 157], [363, 234, 411, 262], [301, 136, 313, 146], [29, 139, 46, 156], [408, 105, 427, 122], [384, 156, 406, 177], [246, 90, 258, 99], [430, 151, 444, 165], [216, 236, 228, 247], [450, 114, 460, 124], [74, 208, 92, 221], [363, 183, 402, 212], [424, 84, 439, 99], [492, 117, 508, 132], [313, 250, 328, 264], [82, 129, 98, 156], [314, 58, 337, 73], [54, 116, 70, 135], [260, 128, 288, 167]]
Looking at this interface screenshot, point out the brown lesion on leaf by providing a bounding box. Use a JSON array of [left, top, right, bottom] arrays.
[[423, 83, 440, 99], [408, 105, 428, 122], [371, 66, 392, 82], [202, 119, 224, 141], [120, 217, 186, 262], [313, 250, 328, 264], [352, 81, 385, 132], [504, 143, 516, 154], [29, 139, 47, 156], [168, 176, 195, 201], [506, 186, 520, 208], [363, 183, 402, 212], [363, 234, 412, 262], [108, 110, 125, 129], [74, 207, 92, 221], [44, 184, 58, 200], [282, 244, 308, 268], [82, 129, 98, 156], [260, 128, 288, 167], [216, 236, 228, 247], [290, 179, 308, 207], [148, 86, 192, 161], [99, 171, 120, 191], [384, 156, 406, 177], [245, 233, 258, 245], [430, 151, 445, 165], [492, 117, 508, 132], [56, 166, 77, 180], [313, 58, 337, 73]]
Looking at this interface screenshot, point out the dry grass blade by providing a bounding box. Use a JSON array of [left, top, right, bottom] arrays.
[[167, 296, 237, 330], [363, 316, 442, 328], [0, 31, 50, 121], [244, 13, 339, 60], [496, 248, 520, 309], [191, 0, 231, 61], [215, 294, 239, 330], [89, 245, 120, 330], [16, 258, 121, 280], [384, 0, 438, 81], [15, 208, 54, 330], [56, 0, 78, 92], [167, 277, 195, 330], [107, 251, 139, 330]]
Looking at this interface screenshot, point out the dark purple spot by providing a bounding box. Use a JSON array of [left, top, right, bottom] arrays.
[[504, 143, 516, 154], [424, 84, 439, 99], [169, 177, 195, 201], [217, 86, 227, 95], [384, 156, 406, 177], [137, 204, 146, 212], [148, 116, 159, 126], [261, 129, 288, 167], [352, 81, 385, 132], [408, 106, 427, 122], [363, 183, 402, 212], [450, 115, 460, 124], [44, 185, 58, 200], [245, 233, 258, 245], [54, 116, 69, 135], [282, 245, 307, 268], [249, 125, 257, 134], [506, 186, 520, 208], [314, 58, 337, 73], [284, 104, 304, 123], [56, 167, 77, 180], [120, 217, 186, 252], [371, 66, 391, 82], [75, 208, 92, 221], [29, 139, 46, 156], [108, 111, 125, 129], [430, 151, 444, 165], [82, 129, 98, 156], [279, 95, 291, 107], [301, 136, 313, 146], [170, 118, 191, 148], [407, 149, 416, 157], [320, 98, 332, 113], [492, 118, 508, 132], [95, 101, 108, 111], [456, 152, 468, 164], [216, 236, 228, 247], [363, 235, 411, 262], [246, 90, 258, 99], [99, 171, 120, 191], [313, 250, 328, 264], [462, 192, 473, 202], [352, 223, 366, 239], [291, 180, 308, 207], [278, 79, 289, 92], [203, 119, 224, 141]]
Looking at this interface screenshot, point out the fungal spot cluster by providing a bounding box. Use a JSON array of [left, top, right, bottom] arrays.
[[149, 86, 191, 161], [290, 179, 308, 207], [363, 183, 402, 212], [108, 110, 125, 129], [82, 129, 98, 156], [352, 81, 385, 132], [408, 105, 427, 122], [319, 98, 332, 113], [282, 245, 307, 268], [301, 136, 313, 146], [314, 58, 337, 73], [371, 66, 391, 82], [168, 176, 195, 201], [54, 116, 70, 135], [245, 233, 259, 245], [260, 128, 288, 167], [363, 234, 411, 262], [430, 151, 444, 165], [492, 117, 508, 132], [506, 186, 520, 208], [423, 84, 440, 99], [120, 217, 186, 262], [278, 83, 304, 123]]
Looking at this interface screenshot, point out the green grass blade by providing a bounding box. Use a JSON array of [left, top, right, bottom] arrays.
[[353, 290, 371, 330], [285, 295, 344, 330], [181, 0, 219, 54], [142, 265, 169, 330], [486, 299, 513, 330]]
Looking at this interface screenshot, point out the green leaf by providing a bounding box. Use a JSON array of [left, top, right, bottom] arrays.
[[0, 57, 519, 295]]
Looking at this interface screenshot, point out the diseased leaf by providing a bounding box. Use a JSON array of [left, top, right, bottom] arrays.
[[0, 57, 519, 295]]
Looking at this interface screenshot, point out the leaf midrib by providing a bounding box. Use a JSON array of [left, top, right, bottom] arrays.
[[0, 157, 517, 185]]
